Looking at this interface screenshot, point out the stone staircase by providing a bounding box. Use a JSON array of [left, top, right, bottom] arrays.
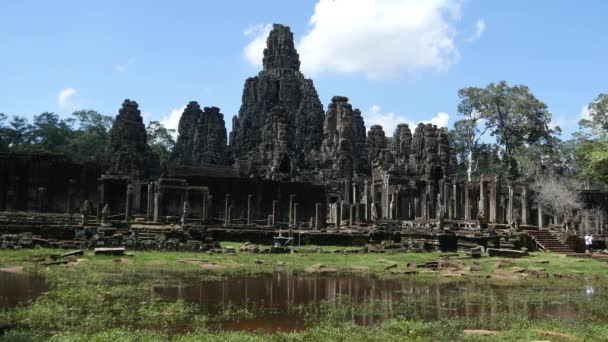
[[527, 229, 574, 254]]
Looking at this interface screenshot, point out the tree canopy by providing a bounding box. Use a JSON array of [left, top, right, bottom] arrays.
[[453, 81, 558, 181]]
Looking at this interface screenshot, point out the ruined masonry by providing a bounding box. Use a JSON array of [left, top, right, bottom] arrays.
[[0, 23, 605, 253]]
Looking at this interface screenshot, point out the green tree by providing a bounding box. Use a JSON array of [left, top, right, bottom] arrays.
[[146, 121, 175, 163], [574, 94, 608, 188], [457, 81, 556, 181], [69, 110, 114, 161]]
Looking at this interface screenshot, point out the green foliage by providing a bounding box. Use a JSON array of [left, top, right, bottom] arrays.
[[455, 81, 557, 180], [574, 94, 608, 188], [69, 110, 114, 162], [0, 110, 114, 161], [146, 121, 175, 163]]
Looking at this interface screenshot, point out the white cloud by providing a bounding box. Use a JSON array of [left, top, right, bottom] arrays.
[[58, 88, 77, 107], [160, 106, 186, 139], [580, 105, 591, 120], [298, 0, 462, 79], [363, 104, 450, 135], [465, 19, 486, 42], [243, 0, 464, 79], [430, 112, 450, 127], [243, 24, 272, 67]]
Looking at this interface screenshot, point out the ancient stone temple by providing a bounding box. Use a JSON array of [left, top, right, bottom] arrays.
[[5, 21, 604, 254], [104, 99, 158, 179], [229, 24, 324, 178], [171, 102, 230, 166]]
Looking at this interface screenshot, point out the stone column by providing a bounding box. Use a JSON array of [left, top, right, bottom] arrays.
[[125, 184, 133, 221], [134, 183, 142, 213], [289, 194, 295, 225], [489, 180, 497, 223], [293, 202, 299, 227], [451, 183, 457, 219], [202, 192, 207, 223], [478, 179, 486, 217], [146, 183, 154, 219], [336, 204, 341, 230], [428, 183, 435, 220], [464, 181, 471, 220], [315, 202, 324, 229], [363, 180, 369, 221], [37, 187, 47, 213], [272, 200, 278, 226], [224, 194, 231, 226], [521, 187, 528, 225], [153, 183, 161, 223], [247, 194, 253, 226], [353, 183, 358, 204], [538, 204, 543, 229], [507, 185, 514, 223], [349, 204, 354, 227], [227, 206, 232, 225]]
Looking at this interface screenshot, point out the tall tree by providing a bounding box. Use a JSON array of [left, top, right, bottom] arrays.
[[457, 81, 555, 181], [146, 121, 175, 163], [574, 94, 608, 188], [69, 110, 114, 161]]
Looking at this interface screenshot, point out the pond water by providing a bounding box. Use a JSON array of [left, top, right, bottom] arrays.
[[0, 270, 47, 308], [0, 269, 604, 333], [153, 272, 605, 332]]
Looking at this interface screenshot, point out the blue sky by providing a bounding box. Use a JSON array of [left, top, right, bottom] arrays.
[[1, 0, 606, 138]]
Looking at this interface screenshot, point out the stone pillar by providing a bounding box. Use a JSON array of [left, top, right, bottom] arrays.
[[153, 183, 161, 223], [125, 184, 133, 221], [464, 181, 471, 220], [451, 183, 457, 219], [247, 194, 253, 226], [134, 183, 142, 213], [538, 204, 543, 229], [349, 204, 354, 227], [336, 204, 341, 230], [427, 183, 434, 220], [489, 180, 497, 223], [289, 194, 295, 225], [293, 202, 299, 227], [353, 183, 358, 204], [507, 185, 514, 223], [227, 206, 232, 225], [146, 183, 153, 219], [272, 200, 278, 226], [37, 187, 47, 213], [224, 194, 231, 226], [344, 179, 351, 205], [478, 179, 486, 217], [315, 202, 324, 229], [521, 187, 528, 225], [202, 192, 208, 223], [363, 180, 369, 221], [421, 189, 428, 220]]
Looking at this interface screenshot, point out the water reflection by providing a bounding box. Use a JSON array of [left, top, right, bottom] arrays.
[[154, 272, 602, 332], [0, 270, 47, 308]]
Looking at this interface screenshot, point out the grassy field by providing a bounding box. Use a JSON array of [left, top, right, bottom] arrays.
[[1, 244, 608, 341]]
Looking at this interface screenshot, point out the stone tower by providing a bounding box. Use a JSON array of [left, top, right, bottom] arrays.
[[171, 101, 230, 165], [105, 99, 158, 179], [229, 24, 324, 176]]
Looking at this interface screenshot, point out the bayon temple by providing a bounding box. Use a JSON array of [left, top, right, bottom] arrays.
[[1, 24, 606, 252]]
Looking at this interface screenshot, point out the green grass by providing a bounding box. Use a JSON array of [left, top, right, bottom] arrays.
[[3, 316, 608, 341], [2, 245, 608, 341]]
